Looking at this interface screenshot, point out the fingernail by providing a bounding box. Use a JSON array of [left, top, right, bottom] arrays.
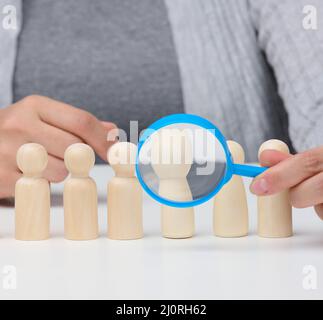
[[250, 178, 269, 195]]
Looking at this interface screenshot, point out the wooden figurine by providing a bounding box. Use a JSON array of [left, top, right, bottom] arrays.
[[213, 140, 249, 237], [151, 129, 195, 239], [15, 143, 50, 240], [257, 139, 293, 238], [107, 142, 143, 240], [64, 143, 98, 240]]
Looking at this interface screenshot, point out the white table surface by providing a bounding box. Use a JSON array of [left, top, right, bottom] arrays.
[[0, 165, 323, 300]]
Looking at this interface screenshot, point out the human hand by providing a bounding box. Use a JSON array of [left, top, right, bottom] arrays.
[[0, 95, 117, 198], [250, 147, 323, 220]]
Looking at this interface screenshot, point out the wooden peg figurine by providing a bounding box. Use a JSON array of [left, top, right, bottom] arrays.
[[64, 143, 98, 240], [15, 143, 50, 241], [151, 129, 195, 239], [257, 139, 293, 238], [107, 142, 143, 240], [213, 141, 248, 237]]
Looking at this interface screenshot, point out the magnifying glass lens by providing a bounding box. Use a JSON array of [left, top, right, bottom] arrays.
[[137, 123, 228, 207]]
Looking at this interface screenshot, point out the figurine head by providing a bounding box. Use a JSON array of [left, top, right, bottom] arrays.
[[64, 143, 95, 177], [151, 128, 193, 179], [17, 143, 48, 177], [258, 139, 290, 161], [227, 140, 245, 164], [108, 142, 137, 177]]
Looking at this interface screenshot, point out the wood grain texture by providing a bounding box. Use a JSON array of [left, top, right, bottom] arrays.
[[159, 179, 195, 239], [107, 177, 143, 240], [15, 178, 50, 240], [64, 178, 98, 240]]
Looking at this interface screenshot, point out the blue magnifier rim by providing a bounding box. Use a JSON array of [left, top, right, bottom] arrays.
[[135, 113, 234, 208]]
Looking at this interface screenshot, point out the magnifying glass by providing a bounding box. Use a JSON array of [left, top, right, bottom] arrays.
[[136, 114, 267, 208]]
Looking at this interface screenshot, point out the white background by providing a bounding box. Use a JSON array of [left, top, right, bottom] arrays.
[[0, 165, 323, 300]]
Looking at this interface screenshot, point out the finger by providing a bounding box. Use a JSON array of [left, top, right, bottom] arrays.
[[250, 147, 323, 196], [33, 122, 82, 159], [101, 121, 119, 142], [289, 172, 323, 208], [0, 169, 21, 198], [101, 121, 117, 130], [33, 96, 116, 160], [43, 155, 68, 183], [259, 150, 292, 167], [314, 204, 323, 220]]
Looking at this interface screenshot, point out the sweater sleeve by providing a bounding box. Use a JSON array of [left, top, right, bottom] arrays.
[[0, 0, 21, 108], [249, 0, 323, 152]]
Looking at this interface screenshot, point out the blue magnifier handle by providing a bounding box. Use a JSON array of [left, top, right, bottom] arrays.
[[232, 163, 267, 178]]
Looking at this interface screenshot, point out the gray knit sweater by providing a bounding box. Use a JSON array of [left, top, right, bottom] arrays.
[[0, 0, 323, 161], [165, 0, 323, 158]]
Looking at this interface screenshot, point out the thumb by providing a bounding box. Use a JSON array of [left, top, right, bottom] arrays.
[[259, 150, 291, 167]]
